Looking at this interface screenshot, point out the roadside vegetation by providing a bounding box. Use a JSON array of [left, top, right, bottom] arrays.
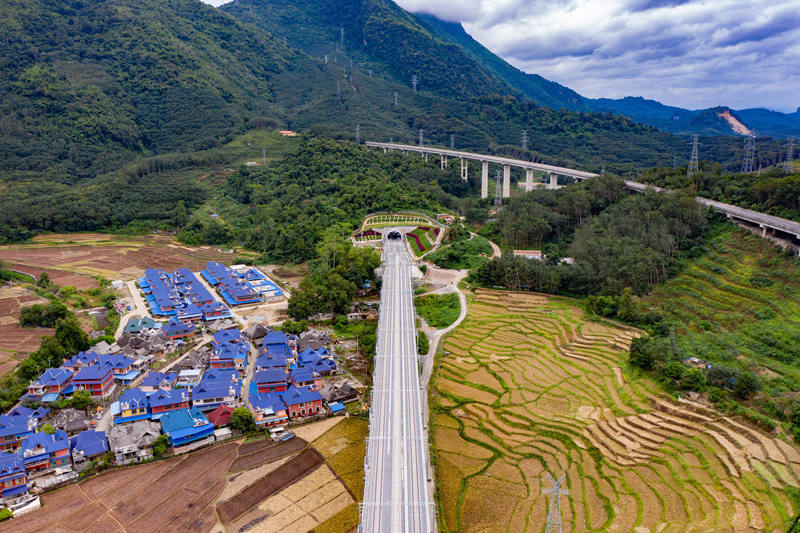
[[415, 293, 461, 329], [427, 228, 492, 270]]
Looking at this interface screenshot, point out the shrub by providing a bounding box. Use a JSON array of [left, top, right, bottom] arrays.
[[230, 406, 256, 433]]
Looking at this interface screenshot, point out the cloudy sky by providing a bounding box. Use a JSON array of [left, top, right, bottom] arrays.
[[394, 0, 800, 112]]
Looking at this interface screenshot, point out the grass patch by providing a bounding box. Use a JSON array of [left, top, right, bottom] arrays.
[[415, 292, 461, 329], [427, 234, 492, 270]]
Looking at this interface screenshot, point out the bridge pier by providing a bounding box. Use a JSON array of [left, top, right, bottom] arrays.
[[460, 158, 468, 181], [481, 161, 488, 199], [526, 168, 534, 192], [424, 153, 428, 162], [549, 172, 558, 190], [503, 164, 511, 198], [441, 155, 448, 170]]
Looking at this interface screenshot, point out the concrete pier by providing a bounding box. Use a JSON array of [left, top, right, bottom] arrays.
[[481, 161, 489, 199]]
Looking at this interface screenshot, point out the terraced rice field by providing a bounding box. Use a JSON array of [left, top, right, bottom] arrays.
[[431, 289, 800, 532]]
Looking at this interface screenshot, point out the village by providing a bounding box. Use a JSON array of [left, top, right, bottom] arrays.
[[0, 260, 363, 518]]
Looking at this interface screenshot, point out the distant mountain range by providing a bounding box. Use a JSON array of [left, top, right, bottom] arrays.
[[221, 0, 798, 139]]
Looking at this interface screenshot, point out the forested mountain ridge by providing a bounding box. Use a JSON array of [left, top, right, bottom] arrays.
[[0, 0, 295, 182]]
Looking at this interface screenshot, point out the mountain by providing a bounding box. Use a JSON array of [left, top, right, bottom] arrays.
[[0, 0, 295, 182]]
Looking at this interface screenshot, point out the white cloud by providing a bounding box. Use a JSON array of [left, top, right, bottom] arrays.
[[393, 0, 800, 111]]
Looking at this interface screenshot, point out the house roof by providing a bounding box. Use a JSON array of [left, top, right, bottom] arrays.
[[290, 368, 316, 383], [20, 430, 69, 455], [254, 369, 288, 385], [201, 301, 228, 313], [97, 353, 134, 370], [162, 317, 195, 336], [149, 388, 190, 408], [206, 405, 234, 427], [249, 392, 284, 414], [213, 342, 249, 361], [312, 358, 337, 373], [213, 328, 243, 345], [192, 369, 241, 400], [108, 420, 161, 450], [70, 430, 108, 457], [8, 406, 49, 421], [280, 386, 322, 406], [46, 408, 89, 434], [263, 331, 288, 346], [31, 368, 73, 388], [160, 408, 212, 437], [256, 353, 287, 369], [118, 389, 149, 411], [0, 414, 35, 438], [0, 453, 25, 475], [73, 365, 113, 382], [64, 350, 100, 367], [141, 372, 177, 388]]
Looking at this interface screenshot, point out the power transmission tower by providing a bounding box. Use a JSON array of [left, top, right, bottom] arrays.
[[340, 27, 344, 50], [324, 54, 328, 64], [394, 91, 398, 107], [521, 130, 529, 150], [741, 135, 755, 173], [368, 69, 373, 78], [784, 136, 796, 174], [543, 473, 569, 533], [336, 81, 341, 98], [356, 124, 360, 144], [411, 74, 418, 94], [450, 135, 455, 149], [262, 148, 266, 167], [494, 169, 502, 208], [672, 155, 677, 169], [601, 164, 605, 176], [687, 134, 699, 179], [419, 129, 423, 146]]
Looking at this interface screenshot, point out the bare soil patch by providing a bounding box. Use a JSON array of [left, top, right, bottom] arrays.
[[229, 437, 307, 472]]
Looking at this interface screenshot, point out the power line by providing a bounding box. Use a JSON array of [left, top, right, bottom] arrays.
[[741, 135, 755, 173], [687, 134, 699, 179], [543, 473, 569, 533]]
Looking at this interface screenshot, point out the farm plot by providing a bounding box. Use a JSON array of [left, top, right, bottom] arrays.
[[432, 289, 800, 532], [0, 233, 238, 281], [0, 285, 53, 364]]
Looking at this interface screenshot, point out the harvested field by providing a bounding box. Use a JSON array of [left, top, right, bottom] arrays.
[[0, 233, 238, 281], [432, 289, 800, 532], [0, 284, 53, 361], [217, 447, 325, 524], [229, 437, 308, 472]]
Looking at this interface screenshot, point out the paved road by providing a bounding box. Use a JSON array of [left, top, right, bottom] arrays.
[[114, 280, 149, 338], [360, 239, 435, 533]]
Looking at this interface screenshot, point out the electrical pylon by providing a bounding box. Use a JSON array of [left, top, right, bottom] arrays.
[[784, 136, 796, 174], [687, 134, 699, 179], [543, 473, 569, 533], [741, 136, 755, 173]]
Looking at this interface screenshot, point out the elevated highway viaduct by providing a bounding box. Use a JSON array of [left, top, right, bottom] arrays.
[[366, 142, 800, 248]]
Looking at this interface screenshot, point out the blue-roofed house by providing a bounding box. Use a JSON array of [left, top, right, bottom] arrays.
[[123, 316, 157, 334], [7, 406, 49, 423], [62, 350, 101, 372], [210, 342, 249, 371], [113, 389, 150, 424], [297, 348, 321, 367], [191, 369, 241, 411], [159, 408, 215, 448], [248, 392, 288, 427], [256, 352, 288, 371], [149, 388, 191, 419], [162, 317, 196, 340], [254, 369, 289, 393], [262, 331, 288, 348], [177, 303, 203, 323], [213, 328, 245, 346], [19, 430, 71, 475], [0, 414, 37, 452], [72, 365, 115, 398], [69, 430, 108, 471], [0, 453, 28, 501], [140, 372, 178, 393], [201, 301, 230, 321], [312, 357, 338, 376], [290, 368, 321, 390], [280, 386, 322, 420], [97, 353, 138, 383], [27, 368, 73, 401]]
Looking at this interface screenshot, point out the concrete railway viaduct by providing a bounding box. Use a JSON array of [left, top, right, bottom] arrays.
[[366, 142, 800, 246]]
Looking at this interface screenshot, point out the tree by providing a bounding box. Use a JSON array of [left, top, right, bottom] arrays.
[[70, 389, 92, 411], [280, 319, 308, 335], [41, 424, 55, 435], [37, 272, 51, 288], [662, 361, 685, 382], [733, 371, 761, 399], [230, 407, 256, 433], [55, 316, 90, 355], [152, 434, 169, 459], [680, 368, 706, 391]]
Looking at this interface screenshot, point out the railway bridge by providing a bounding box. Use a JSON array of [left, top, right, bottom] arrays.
[[367, 142, 800, 248]]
